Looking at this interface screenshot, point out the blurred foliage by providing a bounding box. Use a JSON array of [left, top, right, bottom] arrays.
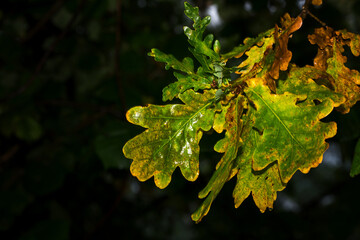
[[0, 0, 359, 239]]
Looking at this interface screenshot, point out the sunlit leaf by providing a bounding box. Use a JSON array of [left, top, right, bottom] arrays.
[[308, 27, 360, 113], [269, 14, 303, 79], [245, 78, 340, 183], [221, 29, 274, 61], [183, 3, 220, 63], [162, 72, 211, 102], [236, 32, 275, 76], [123, 90, 217, 189]]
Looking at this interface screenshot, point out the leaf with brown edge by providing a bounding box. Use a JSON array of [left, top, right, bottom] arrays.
[[230, 107, 286, 213], [123, 89, 218, 189], [308, 27, 335, 70], [221, 29, 274, 61], [244, 78, 340, 183], [236, 33, 275, 76], [326, 41, 360, 113], [339, 30, 360, 57], [308, 27, 360, 113], [233, 156, 285, 213], [279, 65, 344, 106], [191, 95, 245, 223], [269, 14, 303, 79]]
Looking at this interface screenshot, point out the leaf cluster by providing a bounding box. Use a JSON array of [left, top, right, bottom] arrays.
[[123, 2, 360, 222]]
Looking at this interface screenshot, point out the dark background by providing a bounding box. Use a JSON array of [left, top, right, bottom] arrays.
[[0, 0, 360, 239]]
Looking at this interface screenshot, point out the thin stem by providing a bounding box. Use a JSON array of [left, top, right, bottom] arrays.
[[300, 0, 312, 19], [307, 10, 327, 27], [300, 0, 327, 27]]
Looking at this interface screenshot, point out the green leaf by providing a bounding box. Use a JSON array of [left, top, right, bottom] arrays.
[[278, 65, 345, 107], [162, 72, 211, 102], [350, 138, 360, 177], [148, 48, 195, 74], [192, 95, 244, 222], [232, 108, 285, 213], [233, 154, 285, 213], [123, 90, 217, 189], [183, 3, 220, 62], [221, 29, 274, 61], [236, 32, 275, 76], [245, 78, 340, 183]]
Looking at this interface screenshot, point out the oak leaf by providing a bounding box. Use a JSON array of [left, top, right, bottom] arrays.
[[308, 28, 360, 113], [123, 90, 217, 189], [269, 14, 303, 79], [245, 78, 342, 183]]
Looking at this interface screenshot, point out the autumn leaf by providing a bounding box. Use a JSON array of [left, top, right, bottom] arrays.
[[308, 27, 335, 70], [123, 90, 217, 189], [308, 28, 360, 113], [269, 14, 303, 79], [245, 78, 341, 183], [341, 30, 360, 56]]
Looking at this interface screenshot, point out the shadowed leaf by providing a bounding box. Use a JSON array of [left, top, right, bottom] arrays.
[[192, 95, 244, 222]]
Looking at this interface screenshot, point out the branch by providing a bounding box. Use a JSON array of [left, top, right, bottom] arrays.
[[300, 0, 312, 19], [300, 0, 327, 27]]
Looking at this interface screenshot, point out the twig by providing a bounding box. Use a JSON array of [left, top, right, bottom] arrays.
[[115, 0, 127, 118], [300, 0, 312, 19], [21, 0, 65, 43], [0, 0, 87, 104], [300, 0, 327, 27], [307, 10, 327, 27]]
